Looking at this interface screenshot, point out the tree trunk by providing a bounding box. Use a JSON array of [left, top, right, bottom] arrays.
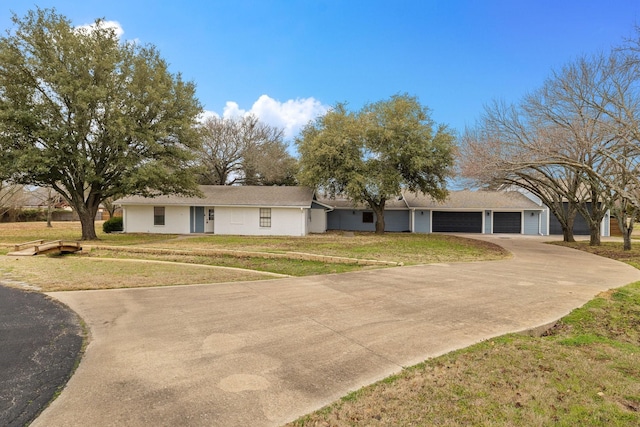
[[76, 203, 100, 240], [589, 225, 601, 246], [623, 229, 632, 251], [370, 202, 386, 234], [617, 216, 633, 251], [46, 189, 53, 227], [561, 213, 576, 242], [562, 227, 575, 243], [46, 205, 52, 228]]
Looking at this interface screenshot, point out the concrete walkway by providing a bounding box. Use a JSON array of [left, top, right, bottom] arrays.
[[33, 235, 640, 427]]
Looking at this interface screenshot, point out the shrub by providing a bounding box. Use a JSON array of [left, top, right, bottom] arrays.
[[103, 216, 123, 233]]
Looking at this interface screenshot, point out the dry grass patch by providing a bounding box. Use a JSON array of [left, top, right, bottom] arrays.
[[288, 258, 640, 426], [0, 255, 273, 291], [87, 248, 367, 277], [553, 240, 640, 270]]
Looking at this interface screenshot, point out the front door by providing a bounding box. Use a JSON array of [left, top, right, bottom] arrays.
[[205, 208, 215, 233], [193, 206, 205, 233]]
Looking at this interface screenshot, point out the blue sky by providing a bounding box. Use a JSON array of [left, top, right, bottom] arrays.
[[2, 1, 640, 142]]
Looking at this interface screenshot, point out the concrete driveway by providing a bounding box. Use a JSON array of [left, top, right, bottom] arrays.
[[33, 235, 640, 427]]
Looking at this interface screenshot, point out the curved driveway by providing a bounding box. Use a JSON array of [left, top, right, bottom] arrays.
[[33, 235, 640, 427]]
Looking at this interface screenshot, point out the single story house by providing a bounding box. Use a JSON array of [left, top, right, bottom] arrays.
[[116, 186, 609, 237], [116, 185, 328, 236]]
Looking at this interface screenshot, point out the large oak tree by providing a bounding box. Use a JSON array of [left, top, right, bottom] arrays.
[[296, 94, 455, 233], [0, 8, 202, 239]]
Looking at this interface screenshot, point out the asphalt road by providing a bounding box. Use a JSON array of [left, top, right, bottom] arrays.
[[0, 285, 83, 427]]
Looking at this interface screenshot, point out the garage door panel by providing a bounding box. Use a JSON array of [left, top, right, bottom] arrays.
[[432, 211, 482, 233], [493, 212, 521, 233]]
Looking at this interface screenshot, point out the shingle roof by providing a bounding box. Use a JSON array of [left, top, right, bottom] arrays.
[[403, 190, 543, 210], [318, 190, 543, 210], [316, 195, 408, 209], [116, 185, 315, 208], [116, 187, 542, 211]]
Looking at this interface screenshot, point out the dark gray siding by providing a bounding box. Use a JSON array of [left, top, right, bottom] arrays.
[[549, 203, 590, 235]]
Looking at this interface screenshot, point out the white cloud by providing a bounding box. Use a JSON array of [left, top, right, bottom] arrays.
[[205, 95, 329, 139], [76, 20, 125, 39], [198, 110, 220, 122]]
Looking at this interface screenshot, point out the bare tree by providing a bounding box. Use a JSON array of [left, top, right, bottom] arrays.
[[0, 182, 25, 220], [460, 48, 640, 247], [243, 139, 298, 186], [101, 196, 120, 219], [459, 103, 585, 242], [197, 115, 297, 186], [27, 186, 64, 227], [522, 58, 617, 246]]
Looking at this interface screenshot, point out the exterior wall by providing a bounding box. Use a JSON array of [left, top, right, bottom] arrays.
[[602, 212, 610, 237], [541, 209, 549, 235], [384, 210, 411, 232], [523, 210, 540, 235], [484, 210, 492, 234], [309, 208, 327, 233], [413, 210, 430, 233], [328, 209, 375, 232], [123, 205, 191, 234], [214, 206, 308, 236], [327, 209, 410, 232]]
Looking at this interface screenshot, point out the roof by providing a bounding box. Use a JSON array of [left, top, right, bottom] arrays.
[[116, 187, 543, 211], [116, 185, 315, 208], [318, 190, 543, 210], [316, 194, 408, 210], [403, 190, 543, 210]]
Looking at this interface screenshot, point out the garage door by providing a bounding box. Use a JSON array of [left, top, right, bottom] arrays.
[[493, 212, 521, 233], [432, 211, 482, 233]]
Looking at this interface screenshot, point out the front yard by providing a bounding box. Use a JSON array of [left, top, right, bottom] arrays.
[[0, 221, 508, 291]]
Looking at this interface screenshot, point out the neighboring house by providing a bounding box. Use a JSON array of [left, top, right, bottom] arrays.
[[115, 185, 328, 236], [116, 186, 610, 237]]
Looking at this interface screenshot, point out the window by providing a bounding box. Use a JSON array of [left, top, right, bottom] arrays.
[[259, 208, 271, 227], [154, 206, 165, 226], [362, 212, 374, 223]]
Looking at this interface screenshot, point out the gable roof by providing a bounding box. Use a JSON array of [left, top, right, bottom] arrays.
[[116, 185, 315, 208], [316, 194, 408, 210], [317, 190, 543, 210], [403, 190, 543, 210]]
